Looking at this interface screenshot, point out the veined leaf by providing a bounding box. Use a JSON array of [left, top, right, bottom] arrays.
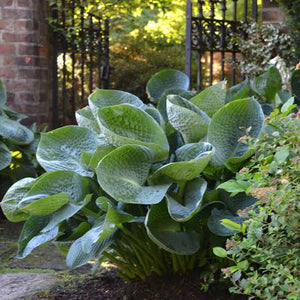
[[190, 81, 226, 117], [0, 141, 11, 170], [0, 79, 6, 105], [150, 142, 213, 183], [37, 126, 104, 177], [0, 116, 34, 144], [250, 66, 282, 101], [208, 98, 264, 166], [75, 106, 100, 133], [146, 69, 189, 102], [167, 95, 210, 143], [17, 215, 59, 258], [145, 200, 201, 255], [226, 79, 251, 103], [207, 208, 246, 236], [89, 88, 146, 118], [166, 178, 207, 221], [0, 177, 36, 222], [96, 145, 170, 204], [20, 171, 90, 209], [97, 104, 169, 161]]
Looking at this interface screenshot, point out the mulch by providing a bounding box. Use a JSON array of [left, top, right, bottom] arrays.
[[45, 268, 247, 300]]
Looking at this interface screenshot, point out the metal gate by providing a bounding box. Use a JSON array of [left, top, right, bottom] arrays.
[[185, 0, 258, 90], [51, 1, 110, 128]]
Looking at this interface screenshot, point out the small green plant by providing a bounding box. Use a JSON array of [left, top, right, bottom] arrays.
[[0, 79, 42, 203], [214, 104, 300, 299], [0, 70, 265, 281]]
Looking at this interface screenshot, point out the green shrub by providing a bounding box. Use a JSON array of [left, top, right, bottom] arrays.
[[0, 70, 265, 282], [214, 105, 300, 299], [0, 79, 42, 203]]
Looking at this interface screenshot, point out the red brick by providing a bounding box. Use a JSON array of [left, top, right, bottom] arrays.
[[39, 46, 48, 57], [18, 44, 39, 55], [0, 44, 16, 54], [0, 68, 17, 79], [18, 68, 42, 79], [16, 20, 38, 31], [17, 0, 33, 8], [3, 33, 36, 43], [1, 0, 13, 7], [0, 20, 13, 31], [4, 79, 39, 91], [2, 8, 32, 19], [19, 92, 36, 103]]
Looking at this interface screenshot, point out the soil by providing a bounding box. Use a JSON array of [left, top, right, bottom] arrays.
[[0, 219, 247, 300]]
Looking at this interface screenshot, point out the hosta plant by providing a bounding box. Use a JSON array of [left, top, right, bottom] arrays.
[[0, 79, 42, 203], [1, 70, 264, 280]]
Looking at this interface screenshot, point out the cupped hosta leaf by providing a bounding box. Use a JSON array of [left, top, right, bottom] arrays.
[[167, 95, 210, 143], [146, 69, 189, 102], [42, 194, 92, 233], [0, 141, 11, 170], [17, 215, 59, 258], [190, 81, 226, 117], [0, 116, 34, 144], [37, 126, 104, 177], [87, 145, 116, 171], [20, 171, 90, 210], [166, 178, 207, 221], [0, 79, 6, 105], [207, 208, 246, 236], [224, 147, 255, 172], [208, 98, 264, 166], [150, 142, 213, 183], [66, 216, 115, 268], [21, 192, 71, 216], [97, 104, 169, 161], [145, 200, 201, 255], [158, 88, 196, 121], [226, 79, 251, 103], [144, 106, 164, 126], [96, 145, 171, 204], [89, 88, 146, 118], [291, 68, 300, 104], [75, 106, 100, 133], [223, 192, 257, 214], [0, 177, 36, 222], [250, 66, 282, 101]]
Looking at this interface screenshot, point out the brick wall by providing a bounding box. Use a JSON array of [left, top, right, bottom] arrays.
[[0, 0, 50, 125], [262, 0, 286, 25]]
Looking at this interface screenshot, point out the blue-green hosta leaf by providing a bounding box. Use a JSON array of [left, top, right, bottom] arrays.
[[250, 66, 282, 101], [207, 208, 246, 236], [0, 116, 34, 144], [66, 216, 115, 268], [158, 88, 196, 121], [0, 141, 11, 170], [42, 195, 92, 233], [208, 98, 264, 166], [149, 142, 213, 183], [166, 178, 207, 222], [20, 171, 90, 211], [0, 79, 6, 105], [190, 81, 226, 117], [75, 106, 100, 133], [96, 145, 171, 204], [20, 192, 71, 216], [146, 69, 189, 103], [37, 126, 104, 177], [291, 69, 300, 104], [0, 177, 36, 222], [145, 200, 201, 255], [223, 193, 257, 214], [226, 79, 251, 103], [144, 106, 164, 126], [167, 95, 210, 143], [87, 145, 116, 171], [89, 88, 146, 118], [97, 104, 169, 162], [17, 215, 59, 258], [224, 147, 255, 172]]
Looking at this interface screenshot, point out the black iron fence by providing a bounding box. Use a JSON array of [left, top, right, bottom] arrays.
[[51, 1, 110, 128], [185, 0, 258, 90]]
